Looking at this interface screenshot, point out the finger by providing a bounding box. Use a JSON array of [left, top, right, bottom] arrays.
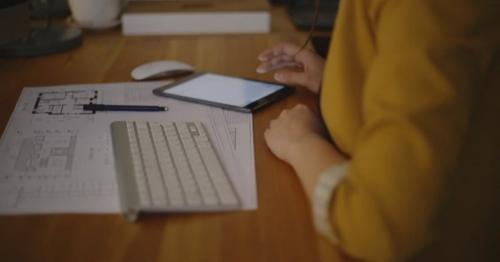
[[291, 104, 310, 115], [257, 43, 290, 61], [293, 47, 318, 65], [257, 53, 302, 73], [273, 43, 315, 64], [293, 104, 307, 111], [275, 42, 301, 57], [274, 71, 313, 88], [279, 109, 289, 117], [258, 42, 302, 62], [257, 61, 302, 74], [258, 45, 283, 62], [269, 54, 295, 66], [257, 54, 296, 73]]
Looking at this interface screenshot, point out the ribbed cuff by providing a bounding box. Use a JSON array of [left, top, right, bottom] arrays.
[[312, 162, 349, 243]]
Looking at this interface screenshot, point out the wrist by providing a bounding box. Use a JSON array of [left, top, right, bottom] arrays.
[[285, 133, 348, 200]]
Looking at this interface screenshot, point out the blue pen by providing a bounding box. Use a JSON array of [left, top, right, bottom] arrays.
[[83, 104, 167, 112]]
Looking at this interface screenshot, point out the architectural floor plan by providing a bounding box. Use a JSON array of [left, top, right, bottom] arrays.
[[13, 129, 77, 179], [33, 90, 98, 115]]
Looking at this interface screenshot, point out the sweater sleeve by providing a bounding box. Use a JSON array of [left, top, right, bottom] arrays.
[[328, 1, 487, 260], [312, 163, 349, 243]]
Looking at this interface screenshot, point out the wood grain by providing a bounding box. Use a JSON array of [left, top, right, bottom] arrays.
[[0, 9, 344, 262]]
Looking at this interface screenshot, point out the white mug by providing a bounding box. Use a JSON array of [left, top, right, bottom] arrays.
[[68, 0, 127, 29]]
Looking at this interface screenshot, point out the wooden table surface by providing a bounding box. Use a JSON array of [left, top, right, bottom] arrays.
[[0, 11, 347, 262]]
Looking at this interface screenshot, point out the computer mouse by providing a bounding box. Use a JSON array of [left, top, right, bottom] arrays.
[[131, 60, 194, 81]]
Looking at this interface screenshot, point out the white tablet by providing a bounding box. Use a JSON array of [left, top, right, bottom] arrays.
[[153, 72, 294, 112]]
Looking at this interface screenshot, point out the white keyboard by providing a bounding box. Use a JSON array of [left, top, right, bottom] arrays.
[[111, 120, 240, 221]]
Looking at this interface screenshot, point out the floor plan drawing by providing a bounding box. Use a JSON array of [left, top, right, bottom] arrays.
[[11, 129, 77, 179], [32, 90, 99, 115]]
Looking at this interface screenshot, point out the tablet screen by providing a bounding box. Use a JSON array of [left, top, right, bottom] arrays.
[[161, 73, 286, 107]]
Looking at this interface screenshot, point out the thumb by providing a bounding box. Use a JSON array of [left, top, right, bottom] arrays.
[[274, 71, 312, 89]]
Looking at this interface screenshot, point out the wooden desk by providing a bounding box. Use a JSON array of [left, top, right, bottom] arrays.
[[0, 19, 346, 262]]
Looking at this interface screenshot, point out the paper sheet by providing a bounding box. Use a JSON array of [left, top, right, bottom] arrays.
[[0, 82, 256, 214]]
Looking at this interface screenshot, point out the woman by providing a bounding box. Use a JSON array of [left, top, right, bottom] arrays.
[[257, 0, 500, 261]]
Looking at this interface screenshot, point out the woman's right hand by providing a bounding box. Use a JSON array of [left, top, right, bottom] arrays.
[[256, 42, 325, 94]]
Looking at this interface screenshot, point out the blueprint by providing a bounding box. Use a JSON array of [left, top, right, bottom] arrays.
[[0, 82, 256, 214]]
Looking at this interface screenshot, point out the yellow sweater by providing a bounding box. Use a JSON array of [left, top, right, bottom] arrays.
[[320, 0, 500, 260]]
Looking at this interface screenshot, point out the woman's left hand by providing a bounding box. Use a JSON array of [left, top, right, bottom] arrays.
[[265, 104, 347, 199], [264, 104, 327, 163]]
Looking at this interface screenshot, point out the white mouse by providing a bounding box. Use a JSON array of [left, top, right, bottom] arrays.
[[131, 60, 194, 81]]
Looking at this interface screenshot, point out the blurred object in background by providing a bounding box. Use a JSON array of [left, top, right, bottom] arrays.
[[0, 0, 82, 57], [31, 0, 70, 19], [268, 0, 290, 4], [0, 0, 31, 44], [311, 35, 331, 58], [67, 0, 125, 30], [287, 0, 338, 31]]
